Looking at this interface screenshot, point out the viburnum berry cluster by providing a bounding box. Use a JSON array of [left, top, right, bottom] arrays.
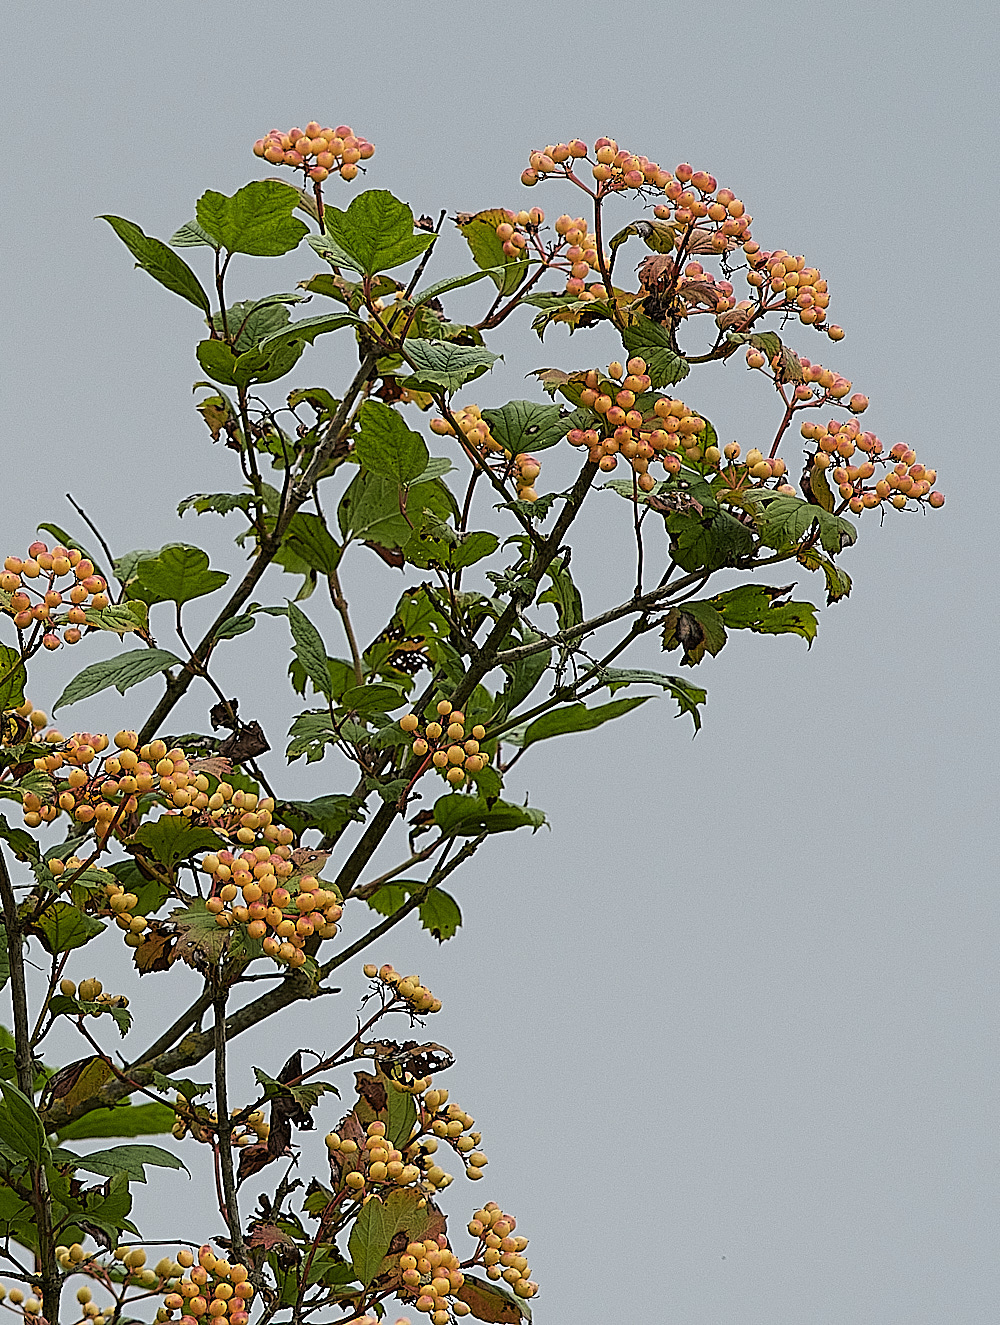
[[399, 703, 489, 787], [362, 963, 444, 1018], [199, 848, 342, 968], [466, 1205, 535, 1300], [1, 544, 110, 651], [252, 122, 373, 183]]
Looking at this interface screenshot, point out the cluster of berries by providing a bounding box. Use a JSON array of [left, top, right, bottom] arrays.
[[492, 207, 544, 255], [430, 404, 499, 454], [415, 1088, 488, 1185], [553, 212, 600, 297], [1, 543, 110, 649], [158, 1245, 254, 1325], [400, 702, 489, 787], [253, 122, 373, 183], [171, 1102, 267, 1149], [397, 1234, 469, 1323], [200, 849, 342, 968], [50, 1243, 195, 1325], [0, 1286, 45, 1319], [521, 138, 670, 195], [651, 167, 752, 244], [744, 246, 838, 332], [749, 349, 862, 408], [567, 357, 711, 487], [801, 421, 943, 511], [58, 976, 130, 1013], [720, 445, 791, 489], [22, 731, 208, 838], [467, 1204, 536, 1300], [430, 407, 542, 503], [363, 963, 444, 1017], [326, 1118, 425, 1196]]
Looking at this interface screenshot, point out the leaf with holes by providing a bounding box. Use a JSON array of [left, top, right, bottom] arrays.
[[481, 400, 572, 455]]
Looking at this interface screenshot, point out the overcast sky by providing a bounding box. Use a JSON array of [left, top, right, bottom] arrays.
[[3, 1, 998, 1321]]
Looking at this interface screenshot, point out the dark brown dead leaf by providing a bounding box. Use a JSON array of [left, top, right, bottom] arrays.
[[133, 924, 174, 974], [219, 721, 270, 764], [209, 699, 239, 731], [637, 253, 676, 291]]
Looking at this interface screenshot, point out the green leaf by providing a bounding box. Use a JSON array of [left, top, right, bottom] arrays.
[[749, 493, 857, 554], [412, 267, 506, 307], [232, 339, 305, 388], [666, 508, 754, 573], [338, 471, 455, 549], [53, 649, 183, 711], [480, 400, 574, 456], [661, 601, 728, 666], [0, 1078, 49, 1165], [348, 1188, 428, 1287], [213, 614, 255, 640], [621, 316, 690, 388], [355, 401, 429, 485], [401, 340, 500, 394], [133, 544, 229, 606], [433, 795, 546, 837], [59, 1144, 187, 1183], [797, 546, 852, 604], [594, 668, 707, 732], [367, 883, 462, 942], [82, 603, 149, 637], [339, 683, 407, 714], [456, 209, 530, 297], [31, 903, 106, 955], [80, 1169, 134, 1242], [711, 584, 818, 643], [284, 794, 364, 838], [130, 818, 222, 871], [505, 696, 650, 750], [406, 525, 498, 573], [287, 602, 332, 699], [286, 711, 337, 763], [325, 190, 435, 276], [170, 220, 220, 249], [416, 887, 461, 942], [178, 491, 255, 519], [281, 513, 342, 576], [195, 339, 240, 387], [255, 311, 362, 356], [100, 216, 212, 315], [538, 557, 583, 630], [108, 859, 171, 918], [0, 645, 27, 709], [57, 1101, 175, 1142], [196, 180, 308, 256], [213, 294, 303, 353]]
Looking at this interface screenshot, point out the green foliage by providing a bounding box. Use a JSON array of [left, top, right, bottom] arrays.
[[456, 209, 530, 296], [53, 648, 183, 710], [355, 400, 429, 485], [322, 190, 435, 276], [128, 544, 229, 606], [100, 216, 212, 315], [621, 315, 690, 387], [57, 1144, 187, 1183], [366, 883, 462, 942], [434, 795, 546, 837], [196, 180, 308, 256], [130, 818, 223, 871], [0, 644, 27, 709], [401, 339, 501, 394], [503, 696, 650, 750]]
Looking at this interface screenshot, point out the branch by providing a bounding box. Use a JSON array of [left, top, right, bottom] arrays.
[[137, 352, 379, 743]]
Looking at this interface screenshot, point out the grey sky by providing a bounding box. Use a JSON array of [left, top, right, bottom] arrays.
[[2, 1, 998, 1321]]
